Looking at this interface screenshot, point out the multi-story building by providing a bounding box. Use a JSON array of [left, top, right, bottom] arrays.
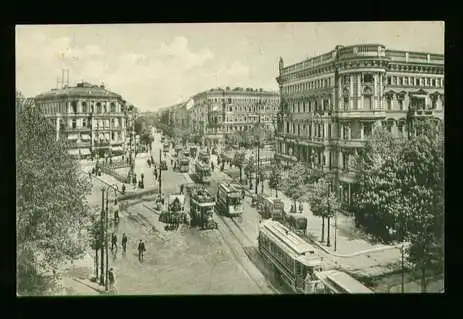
[[34, 81, 135, 159], [190, 87, 280, 146], [275, 44, 444, 207]]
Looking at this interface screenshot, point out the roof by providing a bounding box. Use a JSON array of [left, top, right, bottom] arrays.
[[218, 183, 241, 193], [190, 188, 215, 204], [259, 220, 316, 256], [35, 82, 122, 100], [315, 270, 373, 294]]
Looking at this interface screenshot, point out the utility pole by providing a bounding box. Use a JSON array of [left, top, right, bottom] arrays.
[[255, 103, 261, 195], [326, 183, 331, 247], [99, 189, 105, 286], [105, 190, 109, 291], [159, 151, 162, 195], [401, 245, 405, 293]]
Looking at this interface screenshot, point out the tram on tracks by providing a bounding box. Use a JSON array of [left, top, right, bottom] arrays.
[[175, 156, 190, 173], [258, 220, 324, 294], [313, 270, 374, 294], [198, 150, 211, 164], [183, 183, 217, 230], [190, 161, 212, 184], [215, 182, 244, 217]]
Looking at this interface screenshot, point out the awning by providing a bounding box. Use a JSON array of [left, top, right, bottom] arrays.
[[80, 148, 91, 155], [112, 146, 123, 152], [68, 149, 80, 155], [81, 134, 91, 141], [68, 134, 79, 140]]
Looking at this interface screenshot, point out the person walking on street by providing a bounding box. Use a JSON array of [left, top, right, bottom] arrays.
[[114, 210, 119, 225], [111, 233, 118, 252], [211, 162, 214, 172], [138, 240, 146, 262], [108, 268, 116, 291], [121, 233, 128, 253]]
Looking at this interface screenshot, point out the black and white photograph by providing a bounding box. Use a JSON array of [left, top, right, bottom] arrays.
[[16, 21, 444, 295]]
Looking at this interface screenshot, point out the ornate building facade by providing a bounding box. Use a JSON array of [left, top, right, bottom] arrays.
[[275, 44, 444, 206], [34, 81, 134, 159], [190, 87, 280, 146]]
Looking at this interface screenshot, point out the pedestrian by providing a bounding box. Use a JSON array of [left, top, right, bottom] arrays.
[[111, 233, 118, 251], [147, 159, 151, 167], [171, 158, 174, 166], [122, 183, 126, 194], [114, 210, 119, 225], [299, 202, 303, 214], [108, 268, 116, 291], [121, 233, 128, 253], [211, 162, 214, 171], [138, 240, 146, 262]]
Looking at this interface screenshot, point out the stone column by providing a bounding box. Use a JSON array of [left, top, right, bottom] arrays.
[[339, 151, 343, 170], [55, 117, 60, 142], [357, 74, 362, 109], [360, 123, 364, 140]]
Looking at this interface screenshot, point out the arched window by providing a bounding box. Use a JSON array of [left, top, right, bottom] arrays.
[[111, 102, 116, 113], [363, 87, 373, 109], [71, 101, 77, 113], [96, 102, 102, 114], [82, 102, 88, 113]]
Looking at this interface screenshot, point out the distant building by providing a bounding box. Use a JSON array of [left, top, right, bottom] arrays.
[[34, 81, 136, 159], [190, 87, 280, 146], [275, 44, 444, 206]]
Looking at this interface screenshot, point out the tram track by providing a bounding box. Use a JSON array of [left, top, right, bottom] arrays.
[[214, 213, 279, 294]]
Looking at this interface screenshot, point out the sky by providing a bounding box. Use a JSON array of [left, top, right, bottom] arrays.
[[16, 22, 444, 112]]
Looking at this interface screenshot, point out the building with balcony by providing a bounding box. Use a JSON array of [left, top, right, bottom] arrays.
[[275, 44, 444, 207], [190, 87, 280, 146], [34, 81, 134, 159]]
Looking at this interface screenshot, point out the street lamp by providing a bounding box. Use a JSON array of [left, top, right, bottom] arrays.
[[335, 184, 343, 252], [104, 184, 119, 291]]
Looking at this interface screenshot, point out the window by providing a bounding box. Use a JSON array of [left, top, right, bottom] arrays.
[[344, 97, 349, 110], [387, 76, 391, 85], [72, 119, 76, 129], [387, 97, 392, 110], [398, 99, 404, 111], [82, 119, 87, 128], [111, 132, 115, 140], [111, 102, 116, 113], [71, 101, 77, 113], [392, 76, 396, 85], [96, 103, 102, 113], [403, 77, 408, 86], [363, 87, 373, 109], [82, 102, 87, 113]]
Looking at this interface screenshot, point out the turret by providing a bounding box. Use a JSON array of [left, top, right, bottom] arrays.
[[279, 57, 284, 73]]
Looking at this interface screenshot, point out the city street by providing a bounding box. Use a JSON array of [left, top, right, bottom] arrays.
[[64, 128, 276, 294]]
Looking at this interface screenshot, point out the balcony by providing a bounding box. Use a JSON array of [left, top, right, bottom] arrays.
[[63, 126, 91, 132], [335, 109, 386, 119], [337, 138, 365, 148]]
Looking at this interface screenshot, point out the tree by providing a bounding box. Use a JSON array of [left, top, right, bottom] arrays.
[[140, 129, 154, 149], [269, 162, 283, 198], [309, 177, 341, 244], [88, 212, 102, 280], [16, 98, 92, 295], [283, 163, 311, 210], [134, 117, 146, 136], [233, 151, 246, 184], [352, 119, 444, 292], [244, 155, 256, 186]]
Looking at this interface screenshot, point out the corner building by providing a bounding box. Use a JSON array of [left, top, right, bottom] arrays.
[[275, 44, 444, 207], [34, 82, 131, 159]]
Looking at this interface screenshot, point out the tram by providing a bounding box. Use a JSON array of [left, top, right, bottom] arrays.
[[190, 161, 212, 184], [215, 182, 244, 217], [313, 270, 374, 294], [258, 220, 324, 294], [198, 151, 210, 164], [176, 156, 190, 173], [183, 184, 217, 230]]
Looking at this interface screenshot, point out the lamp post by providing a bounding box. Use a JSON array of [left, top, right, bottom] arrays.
[[99, 188, 105, 286], [401, 244, 405, 293], [326, 182, 331, 247], [335, 184, 342, 252], [104, 184, 119, 291]]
